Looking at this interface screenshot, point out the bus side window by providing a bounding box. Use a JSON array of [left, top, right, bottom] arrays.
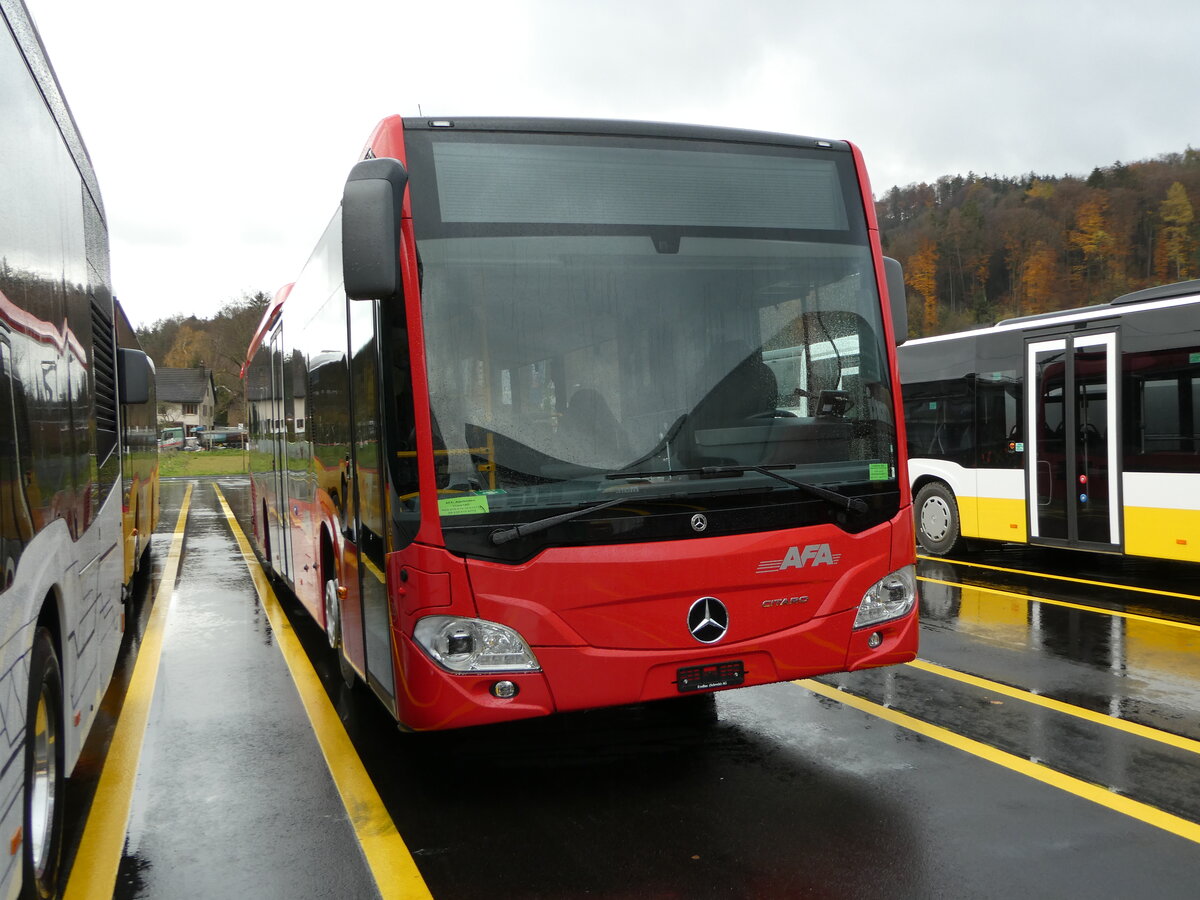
[[386, 317, 420, 544], [976, 372, 1021, 467]]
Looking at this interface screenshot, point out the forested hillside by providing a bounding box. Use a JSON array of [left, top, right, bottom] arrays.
[[137, 291, 270, 426], [878, 147, 1200, 338]]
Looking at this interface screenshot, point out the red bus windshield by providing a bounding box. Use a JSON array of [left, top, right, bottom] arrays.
[[400, 128, 899, 560]]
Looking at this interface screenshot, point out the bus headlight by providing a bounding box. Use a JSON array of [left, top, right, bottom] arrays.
[[854, 565, 917, 629], [413, 616, 541, 673]]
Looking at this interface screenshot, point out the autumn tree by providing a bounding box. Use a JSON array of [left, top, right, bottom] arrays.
[[1021, 242, 1062, 314], [998, 206, 1058, 318], [906, 238, 940, 335], [1025, 178, 1056, 203], [1155, 182, 1197, 281], [1068, 195, 1115, 288], [162, 321, 209, 368]]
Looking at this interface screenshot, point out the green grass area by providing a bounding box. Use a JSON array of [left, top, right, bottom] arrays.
[[159, 448, 249, 477]]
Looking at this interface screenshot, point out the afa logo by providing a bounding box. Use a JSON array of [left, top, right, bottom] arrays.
[[756, 543, 841, 574]]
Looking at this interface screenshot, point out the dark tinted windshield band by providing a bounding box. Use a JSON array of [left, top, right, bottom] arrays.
[[431, 141, 848, 230], [404, 131, 868, 242]]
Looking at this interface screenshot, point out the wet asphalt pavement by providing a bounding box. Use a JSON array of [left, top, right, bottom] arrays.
[[63, 478, 1200, 898]]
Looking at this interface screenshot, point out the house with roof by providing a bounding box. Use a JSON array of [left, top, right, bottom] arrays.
[[157, 367, 216, 437]]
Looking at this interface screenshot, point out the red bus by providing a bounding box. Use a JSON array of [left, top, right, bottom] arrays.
[[243, 116, 918, 731]]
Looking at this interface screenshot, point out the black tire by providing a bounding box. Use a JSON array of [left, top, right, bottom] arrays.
[[914, 482, 964, 556], [137, 527, 153, 568], [22, 627, 64, 900]]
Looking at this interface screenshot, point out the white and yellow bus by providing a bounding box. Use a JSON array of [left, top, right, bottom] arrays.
[[900, 279, 1200, 563], [1, 2, 154, 896]]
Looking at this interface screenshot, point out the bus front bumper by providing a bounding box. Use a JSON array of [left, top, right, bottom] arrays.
[[393, 604, 917, 732]]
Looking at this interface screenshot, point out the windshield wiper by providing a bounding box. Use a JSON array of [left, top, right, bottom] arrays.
[[490, 497, 627, 546], [490, 463, 867, 545], [606, 464, 868, 515]]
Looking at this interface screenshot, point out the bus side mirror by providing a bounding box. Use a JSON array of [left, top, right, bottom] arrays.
[[118, 348, 152, 404], [884, 256, 908, 346], [342, 157, 410, 302]]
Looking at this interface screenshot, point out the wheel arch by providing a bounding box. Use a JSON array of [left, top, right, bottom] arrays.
[[320, 524, 336, 580], [36, 587, 64, 676], [911, 472, 949, 499]]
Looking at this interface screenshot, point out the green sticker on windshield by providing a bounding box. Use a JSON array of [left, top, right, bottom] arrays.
[[1191, 352, 1200, 364], [869, 463, 890, 481], [438, 494, 490, 516]]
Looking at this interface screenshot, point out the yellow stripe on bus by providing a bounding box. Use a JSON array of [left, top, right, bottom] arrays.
[[907, 659, 1200, 756], [798, 678, 1200, 846], [213, 485, 432, 900], [929, 497, 1199, 563], [957, 495, 1027, 543], [917, 576, 1200, 634], [1124, 506, 1200, 564], [64, 483, 194, 900]]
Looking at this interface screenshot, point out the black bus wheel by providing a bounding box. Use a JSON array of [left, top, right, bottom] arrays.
[[22, 627, 64, 900], [915, 482, 963, 556]]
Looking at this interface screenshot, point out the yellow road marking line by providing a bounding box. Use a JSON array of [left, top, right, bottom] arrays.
[[908, 659, 1200, 756], [919, 576, 1200, 634], [798, 678, 1200, 845], [918, 554, 1200, 603], [363, 553, 386, 584], [64, 483, 194, 900], [213, 485, 432, 900]]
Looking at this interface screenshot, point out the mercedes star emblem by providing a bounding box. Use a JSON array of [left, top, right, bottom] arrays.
[[687, 597, 729, 644], [690, 513, 708, 533]]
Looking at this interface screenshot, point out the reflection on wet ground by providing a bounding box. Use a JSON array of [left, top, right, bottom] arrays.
[[915, 549, 1200, 735], [821, 544, 1200, 828], [921, 547, 1200, 625]]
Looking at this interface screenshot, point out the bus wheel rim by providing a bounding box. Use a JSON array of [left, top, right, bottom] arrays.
[[324, 579, 341, 649], [30, 685, 56, 875], [921, 496, 950, 542]]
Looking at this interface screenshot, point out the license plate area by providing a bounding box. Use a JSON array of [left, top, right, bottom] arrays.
[[676, 660, 744, 693]]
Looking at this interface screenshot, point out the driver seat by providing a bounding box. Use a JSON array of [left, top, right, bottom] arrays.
[[679, 346, 778, 467], [692, 349, 778, 429]]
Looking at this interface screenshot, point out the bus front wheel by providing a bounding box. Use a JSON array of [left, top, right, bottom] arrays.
[[22, 627, 64, 900], [915, 482, 964, 556]]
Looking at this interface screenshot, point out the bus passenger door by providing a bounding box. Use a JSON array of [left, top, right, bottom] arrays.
[[1025, 332, 1121, 551], [347, 299, 396, 711], [268, 326, 291, 579]]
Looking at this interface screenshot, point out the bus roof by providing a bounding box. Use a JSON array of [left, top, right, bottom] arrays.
[[905, 278, 1200, 347], [397, 116, 852, 153]]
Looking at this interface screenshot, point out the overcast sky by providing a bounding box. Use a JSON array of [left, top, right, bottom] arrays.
[[25, 0, 1199, 329]]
